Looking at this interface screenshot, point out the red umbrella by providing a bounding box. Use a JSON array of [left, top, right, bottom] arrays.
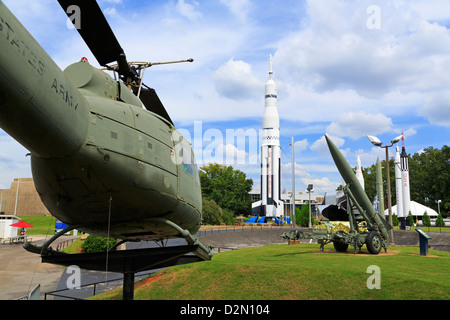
[[9, 221, 34, 228]]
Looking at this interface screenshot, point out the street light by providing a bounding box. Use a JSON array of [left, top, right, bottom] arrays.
[[307, 184, 313, 228], [366, 134, 403, 244], [366, 135, 382, 147], [289, 137, 296, 229], [436, 200, 442, 215]]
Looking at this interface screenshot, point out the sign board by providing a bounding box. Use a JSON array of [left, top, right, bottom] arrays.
[[415, 228, 432, 239]]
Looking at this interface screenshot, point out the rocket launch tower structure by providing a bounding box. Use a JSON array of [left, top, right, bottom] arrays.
[[252, 56, 284, 220]]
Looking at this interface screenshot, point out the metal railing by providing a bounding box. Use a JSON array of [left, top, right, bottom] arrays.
[[44, 271, 155, 300], [56, 238, 77, 251]]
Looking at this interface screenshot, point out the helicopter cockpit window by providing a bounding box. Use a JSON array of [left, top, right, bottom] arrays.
[[182, 144, 194, 176]]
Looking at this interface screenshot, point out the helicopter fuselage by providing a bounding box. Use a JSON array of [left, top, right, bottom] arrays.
[[0, 2, 202, 241]]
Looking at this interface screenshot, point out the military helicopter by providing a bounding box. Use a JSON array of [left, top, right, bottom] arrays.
[[0, 1, 212, 262]]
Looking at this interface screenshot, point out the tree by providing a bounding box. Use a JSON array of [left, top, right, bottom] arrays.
[[409, 146, 449, 216], [422, 211, 431, 227], [408, 211, 415, 226], [201, 198, 223, 225], [296, 201, 317, 227], [221, 209, 236, 226], [435, 213, 445, 228], [362, 164, 378, 205], [201, 198, 237, 225], [392, 214, 399, 227], [199, 164, 253, 216]]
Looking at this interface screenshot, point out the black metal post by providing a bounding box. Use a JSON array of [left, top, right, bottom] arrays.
[[123, 273, 135, 300]]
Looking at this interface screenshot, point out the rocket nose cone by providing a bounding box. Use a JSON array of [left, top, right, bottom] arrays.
[[325, 135, 333, 148], [325, 134, 351, 179], [325, 135, 339, 161]]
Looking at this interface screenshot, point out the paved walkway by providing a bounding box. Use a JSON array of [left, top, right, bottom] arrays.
[[0, 235, 76, 300]]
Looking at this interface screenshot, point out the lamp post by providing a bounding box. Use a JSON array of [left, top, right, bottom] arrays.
[[307, 184, 313, 228], [289, 137, 296, 229], [436, 200, 441, 215], [366, 134, 403, 245]]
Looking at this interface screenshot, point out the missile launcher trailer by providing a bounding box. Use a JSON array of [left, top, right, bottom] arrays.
[[282, 136, 392, 255]]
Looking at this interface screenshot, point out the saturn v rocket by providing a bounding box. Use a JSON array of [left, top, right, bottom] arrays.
[[252, 56, 284, 219]]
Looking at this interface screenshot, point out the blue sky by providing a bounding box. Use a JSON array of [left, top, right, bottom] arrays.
[[1, 0, 449, 196]]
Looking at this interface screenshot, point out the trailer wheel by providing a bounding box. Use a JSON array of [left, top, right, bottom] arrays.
[[366, 231, 382, 254], [333, 241, 349, 252]]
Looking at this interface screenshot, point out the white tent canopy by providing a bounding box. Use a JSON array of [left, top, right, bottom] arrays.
[[384, 201, 438, 217]]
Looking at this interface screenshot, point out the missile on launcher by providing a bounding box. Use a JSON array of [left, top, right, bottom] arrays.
[[282, 135, 392, 255]]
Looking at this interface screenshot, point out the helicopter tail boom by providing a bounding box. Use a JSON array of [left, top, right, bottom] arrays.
[[0, 1, 89, 158]]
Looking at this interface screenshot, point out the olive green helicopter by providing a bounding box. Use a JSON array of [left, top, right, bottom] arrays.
[[0, 0, 213, 272]]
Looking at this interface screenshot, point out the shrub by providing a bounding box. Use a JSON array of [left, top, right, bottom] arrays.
[[81, 235, 116, 253]]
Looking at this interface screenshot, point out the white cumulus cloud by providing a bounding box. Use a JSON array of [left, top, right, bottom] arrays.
[[326, 112, 393, 139], [420, 91, 450, 126], [176, 0, 202, 21], [213, 59, 263, 101]]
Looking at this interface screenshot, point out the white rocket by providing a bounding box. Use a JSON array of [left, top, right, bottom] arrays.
[[356, 155, 365, 190], [394, 146, 404, 221], [252, 55, 284, 219], [400, 135, 411, 227]]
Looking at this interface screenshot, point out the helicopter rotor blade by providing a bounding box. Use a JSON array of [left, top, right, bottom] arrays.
[[57, 0, 131, 78], [137, 86, 174, 126]]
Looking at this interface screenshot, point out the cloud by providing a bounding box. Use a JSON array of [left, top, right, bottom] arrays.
[[103, 7, 118, 17], [282, 162, 341, 192], [0, 134, 32, 187], [213, 59, 263, 101], [402, 128, 417, 139], [419, 91, 450, 126], [302, 177, 340, 193], [176, 0, 202, 21], [274, 0, 450, 125], [326, 112, 394, 139], [100, 0, 123, 3], [294, 139, 309, 154], [311, 135, 345, 156], [219, 0, 252, 22], [358, 147, 388, 167], [201, 143, 248, 166]]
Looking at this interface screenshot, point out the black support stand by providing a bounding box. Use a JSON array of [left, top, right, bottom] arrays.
[[41, 245, 211, 300]]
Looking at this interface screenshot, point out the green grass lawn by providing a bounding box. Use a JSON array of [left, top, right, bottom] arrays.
[[92, 244, 450, 300], [13, 216, 84, 237], [14, 216, 57, 235]]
